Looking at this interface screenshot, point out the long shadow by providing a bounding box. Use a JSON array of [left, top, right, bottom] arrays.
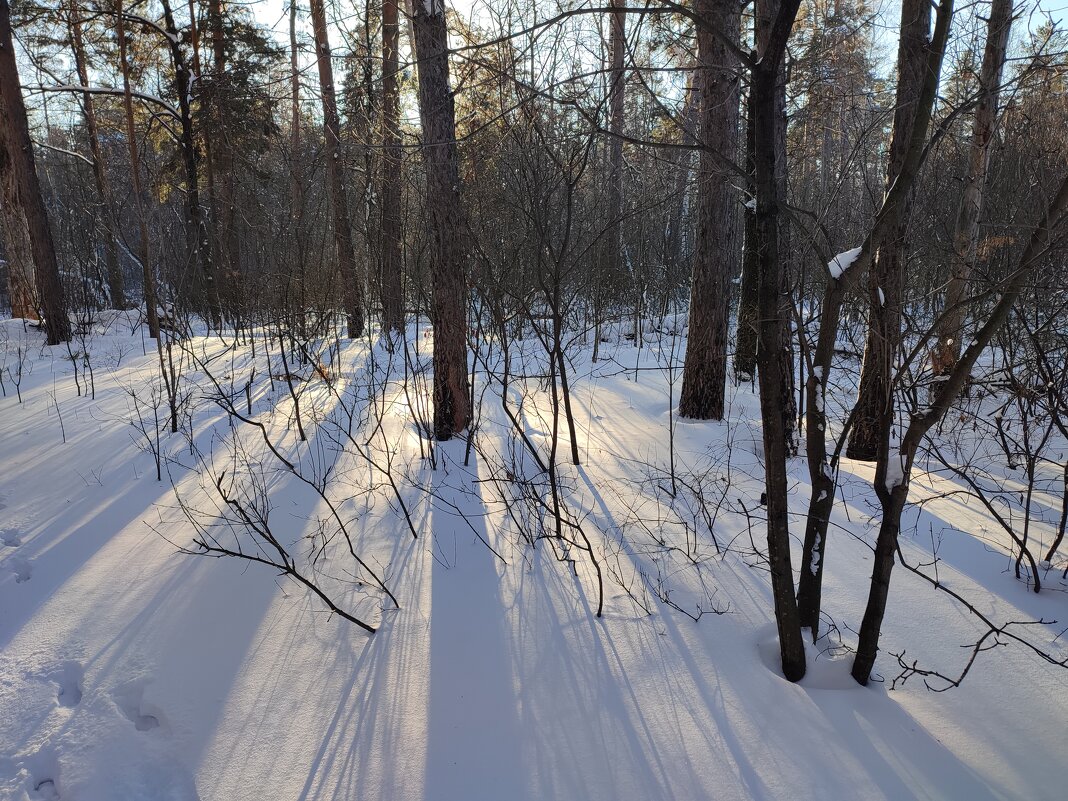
[[424, 444, 523, 801], [0, 475, 178, 649], [280, 534, 431, 801]]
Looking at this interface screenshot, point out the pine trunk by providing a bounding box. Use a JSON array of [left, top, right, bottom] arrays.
[[678, 0, 740, 420], [310, 0, 364, 339], [380, 0, 404, 335], [0, 0, 69, 343], [410, 0, 471, 440]]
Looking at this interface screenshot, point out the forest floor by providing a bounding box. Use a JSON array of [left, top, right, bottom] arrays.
[[0, 312, 1066, 801]]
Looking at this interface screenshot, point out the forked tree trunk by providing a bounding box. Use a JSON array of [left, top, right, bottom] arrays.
[[115, 0, 158, 338], [798, 0, 955, 640], [677, 0, 740, 420], [69, 0, 124, 309], [410, 0, 471, 440], [380, 0, 404, 335], [932, 0, 1013, 376], [852, 170, 1068, 685], [847, 0, 932, 461], [310, 0, 364, 339], [0, 0, 69, 343]]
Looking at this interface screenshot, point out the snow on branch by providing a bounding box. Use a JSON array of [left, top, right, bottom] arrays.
[[827, 247, 862, 280]]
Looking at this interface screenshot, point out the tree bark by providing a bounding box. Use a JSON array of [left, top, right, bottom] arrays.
[[932, 0, 1013, 376], [605, 0, 626, 307], [0, 0, 69, 343], [678, 0, 740, 420], [847, 0, 932, 461], [380, 0, 404, 335], [751, 0, 807, 682], [310, 0, 364, 339], [0, 168, 36, 320], [69, 0, 124, 309], [410, 0, 471, 440], [735, 92, 759, 380]]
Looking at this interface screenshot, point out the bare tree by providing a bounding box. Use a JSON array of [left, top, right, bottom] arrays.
[[847, 0, 934, 460], [852, 169, 1068, 685], [751, 0, 806, 682]]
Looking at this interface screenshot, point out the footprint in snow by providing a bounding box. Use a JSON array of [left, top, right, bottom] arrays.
[[5, 554, 32, 583], [32, 778, 59, 800], [0, 529, 21, 547], [46, 662, 84, 708], [19, 746, 61, 800], [113, 683, 164, 732]]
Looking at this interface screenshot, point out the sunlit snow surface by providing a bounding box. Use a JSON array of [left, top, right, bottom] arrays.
[[0, 312, 1065, 801]]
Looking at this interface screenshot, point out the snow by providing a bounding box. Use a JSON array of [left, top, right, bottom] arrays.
[[826, 247, 861, 279], [885, 450, 906, 492], [0, 313, 1065, 800]]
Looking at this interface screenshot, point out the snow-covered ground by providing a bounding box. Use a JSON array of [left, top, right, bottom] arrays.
[[0, 313, 1065, 801]]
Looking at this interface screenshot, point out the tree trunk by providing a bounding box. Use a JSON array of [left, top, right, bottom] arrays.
[[847, 0, 932, 461], [605, 0, 626, 310], [410, 0, 471, 440], [310, 0, 364, 339], [751, 0, 807, 682], [735, 93, 759, 380], [69, 0, 124, 309], [116, 0, 158, 338], [0, 171, 37, 320], [0, 0, 69, 343], [852, 171, 1068, 684], [663, 75, 700, 287], [932, 0, 1013, 376], [380, 0, 404, 335], [208, 0, 242, 315], [678, 0, 740, 420], [797, 0, 955, 636], [160, 0, 221, 328]]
